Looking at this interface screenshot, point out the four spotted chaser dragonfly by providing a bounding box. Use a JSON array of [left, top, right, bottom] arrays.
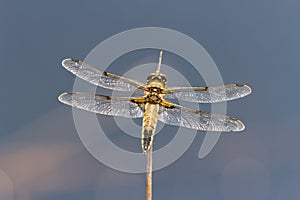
[[58, 51, 251, 153]]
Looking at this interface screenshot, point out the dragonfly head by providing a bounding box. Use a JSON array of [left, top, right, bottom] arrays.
[[147, 73, 167, 86]]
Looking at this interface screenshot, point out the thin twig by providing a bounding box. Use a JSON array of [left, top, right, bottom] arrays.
[[146, 145, 153, 200], [155, 50, 163, 74]]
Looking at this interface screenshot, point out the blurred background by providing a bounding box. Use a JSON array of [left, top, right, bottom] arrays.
[[1, 0, 300, 199]]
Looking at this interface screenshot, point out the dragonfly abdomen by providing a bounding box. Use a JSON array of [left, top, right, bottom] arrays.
[[142, 103, 159, 153]]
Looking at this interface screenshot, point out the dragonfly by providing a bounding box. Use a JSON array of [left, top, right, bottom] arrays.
[[58, 51, 252, 153]]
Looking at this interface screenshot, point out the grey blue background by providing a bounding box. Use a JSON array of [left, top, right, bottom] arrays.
[[0, 0, 300, 199]]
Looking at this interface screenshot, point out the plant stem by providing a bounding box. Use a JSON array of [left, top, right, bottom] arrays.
[[146, 146, 153, 200]]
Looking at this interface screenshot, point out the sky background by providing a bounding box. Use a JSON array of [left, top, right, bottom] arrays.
[[0, 0, 300, 199]]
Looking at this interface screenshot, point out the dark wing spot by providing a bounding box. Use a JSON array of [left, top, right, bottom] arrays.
[[71, 58, 80, 63], [103, 71, 108, 76]]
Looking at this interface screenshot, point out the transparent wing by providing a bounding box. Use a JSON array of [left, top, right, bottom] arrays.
[[164, 84, 251, 103], [62, 58, 148, 92], [158, 101, 245, 132], [58, 92, 146, 118]]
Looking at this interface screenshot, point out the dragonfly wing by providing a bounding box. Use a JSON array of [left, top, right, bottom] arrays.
[[164, 84, 251, 103], [158, 101, 245, 132], [58, 92, 146, 118], [62, 58, 147, 92]]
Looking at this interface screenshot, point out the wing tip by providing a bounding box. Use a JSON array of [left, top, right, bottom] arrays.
[[232, 119, 246, 132], [244, 84, 252, 95], [236, 84, 252, 96], [61, 58, 72, 66], [58, 92, 72, 104], [61, 58, 81, 69]]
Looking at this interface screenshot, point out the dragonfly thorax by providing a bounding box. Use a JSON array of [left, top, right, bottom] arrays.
[[145, 92, 163, 104]]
